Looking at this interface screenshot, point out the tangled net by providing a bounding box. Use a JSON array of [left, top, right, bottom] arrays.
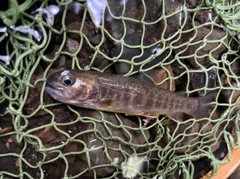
[[0, 0, 240, 178]]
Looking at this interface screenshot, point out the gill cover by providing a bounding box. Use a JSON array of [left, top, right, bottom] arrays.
[[46, 70, 100, 105]]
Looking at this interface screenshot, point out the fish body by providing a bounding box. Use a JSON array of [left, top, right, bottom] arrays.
[[45, 70, 210, 119]]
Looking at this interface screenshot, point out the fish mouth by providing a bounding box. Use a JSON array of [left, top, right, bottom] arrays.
[[45, 83, 72, 102], [45, 84, 63, 100]]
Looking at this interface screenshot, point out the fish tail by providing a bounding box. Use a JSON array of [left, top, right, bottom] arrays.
[[193, 92, 214, 119]]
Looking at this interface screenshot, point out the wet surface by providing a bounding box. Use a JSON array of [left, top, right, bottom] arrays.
[[0, 0, 240, 178]]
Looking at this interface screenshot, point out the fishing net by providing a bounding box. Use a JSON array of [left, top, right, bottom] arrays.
[[0, 0, 240, 178]]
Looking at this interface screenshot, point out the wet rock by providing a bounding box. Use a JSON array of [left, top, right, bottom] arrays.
[[23, 72, 56, 117], [179, 21, 228, 69], [31, 107, 150, 178], [22, 146, 43, 178], [137, 66, 176, 91], [190, 68, 216, 96], [194, 9, 218, 24], [67, 109, 150, 177], [106, 0, 144, 38], [65, 38, 80, 53], [0, 140, 18, 173], [159, 0, 186, 38], [83, 20, 103, 45], [42, 160, 64, 179], [0, 100, 9, 115], [36, 126, 65, 143], [192, 141, 228, 179], [161, 118, 222, 155], [230, 58, 240, 76], [172, 66, 189, 91], [67, 21, 88, 40], [219, 83, 240, 103], [63, 142, 78, 165], [111, 32, 167, 75]]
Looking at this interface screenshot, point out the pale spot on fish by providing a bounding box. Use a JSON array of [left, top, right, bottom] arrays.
[[72, 79, 86, 88], [61, 70, 70, 76]]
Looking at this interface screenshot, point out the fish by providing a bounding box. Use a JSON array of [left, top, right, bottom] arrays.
[[45, 69, 212, 120]]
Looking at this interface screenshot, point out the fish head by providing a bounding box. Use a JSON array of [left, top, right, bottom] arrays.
[[45, 70, 99, 105]]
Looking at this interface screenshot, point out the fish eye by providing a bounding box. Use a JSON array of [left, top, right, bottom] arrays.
[[61, 75, 75, 86]]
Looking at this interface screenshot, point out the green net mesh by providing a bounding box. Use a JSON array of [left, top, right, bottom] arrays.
[[0, 0, 240, 178]]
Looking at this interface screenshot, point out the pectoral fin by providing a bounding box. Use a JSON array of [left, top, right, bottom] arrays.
[[99, 98, 116, 108], [137, 72, 156, 86], [139, 112, 159, 118], [166, 112, 184, 122]]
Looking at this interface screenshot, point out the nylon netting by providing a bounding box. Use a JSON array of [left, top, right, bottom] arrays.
[[0, 0, 240, 178]]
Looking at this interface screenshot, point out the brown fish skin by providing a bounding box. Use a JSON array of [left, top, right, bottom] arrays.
[[45, 70, 211, 119]]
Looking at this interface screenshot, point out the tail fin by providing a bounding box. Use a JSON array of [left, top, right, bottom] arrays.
[[193, 92, 214, 119]]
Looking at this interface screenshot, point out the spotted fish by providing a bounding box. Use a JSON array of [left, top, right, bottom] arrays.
[[45, 69, 212, 120]]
